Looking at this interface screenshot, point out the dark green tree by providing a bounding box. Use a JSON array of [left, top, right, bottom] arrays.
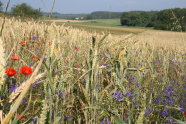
[[120, 11, 157, 27], [11, 3, 42, 19], [154, 8, 186, 31], [0, 1, 3, 12]]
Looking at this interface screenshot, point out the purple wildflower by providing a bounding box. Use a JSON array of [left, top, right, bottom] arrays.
[[56, 90, 60, 95], [32, 117, 37, 123], [161, 109, 169, 117], [44, 58, 47, 62], [107, 121, 111, 124], [164, 86, 174, 96], [100, 119, 111, 124], [128, 77, 135, 84], [97, 84, 101, 89], [65, 116, 68, 120], [105, 63, 109, 67], [65, 116, 73, 121], [104, 56, 108, 59], [8, 85, 17, 92], [69, 116, 73, 121], [21, 97, 27, 104], [144, 107, 152, 117], [166, 97, 174, 106], [60, 92, 66, 98], [180, 100, 186, 112], [112, 91, 123, 101], [100, 120, 105, 124], [165, 118, 175, 124], [154, 60, 162, 64], [33, 82, 38, 88], [124, 91, 134, 99], [136, 82, 141, 88], [28, 63, 34, 67], [32, 36, 37, 40], [154, 97, 161, 103]]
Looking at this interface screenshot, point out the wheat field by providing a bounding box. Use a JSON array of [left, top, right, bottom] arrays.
[[0, 17, 185, 124]]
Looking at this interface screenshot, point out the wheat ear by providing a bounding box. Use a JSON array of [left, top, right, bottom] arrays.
[[9, 72, 45, 103], [39, 100, 49, 124]]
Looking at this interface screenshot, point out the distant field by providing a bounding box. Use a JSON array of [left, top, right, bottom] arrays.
[[70, 18, 121, 27], [44, 18, 149, 35]]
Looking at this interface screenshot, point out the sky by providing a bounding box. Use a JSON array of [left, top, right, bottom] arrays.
[[1, 0, 186, 14]]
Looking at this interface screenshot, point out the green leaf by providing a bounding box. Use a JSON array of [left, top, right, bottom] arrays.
[[113, 115, 127, 124], [55, 116, 61, 123], [174, 119, 186, 124]]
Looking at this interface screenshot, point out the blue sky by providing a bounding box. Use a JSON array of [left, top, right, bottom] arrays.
[[1, 0, 186, 13]]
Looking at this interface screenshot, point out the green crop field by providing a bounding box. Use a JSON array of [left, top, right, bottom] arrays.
[[70, 18, 122, 27]]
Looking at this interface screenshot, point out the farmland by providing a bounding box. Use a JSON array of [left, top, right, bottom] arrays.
[[0, 17, 186, 124], [45, 18, 149, 35]]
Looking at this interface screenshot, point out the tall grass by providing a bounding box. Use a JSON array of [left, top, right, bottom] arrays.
[[0, 17, 185, 124]]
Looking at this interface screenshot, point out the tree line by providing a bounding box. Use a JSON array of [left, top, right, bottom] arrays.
[[0, 2, 42, 19], [86, 11, 123, 19], [120, 8, 186, 31], [0, 2, 186, 31]]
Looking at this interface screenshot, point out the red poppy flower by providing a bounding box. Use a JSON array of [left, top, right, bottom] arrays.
[[11, 56, 20, 60], [36, 42, 40, 46], [184, 112, 186, 118], [32, 56, 38, 61], [20, 41, 26, 46], [5, 68, 17, 77], [20, 66, 32, 75], [15, 113, 25, 120], [74, 65, 81, 69], [48, 42, 51, 46], [75, 48, 79, 52]]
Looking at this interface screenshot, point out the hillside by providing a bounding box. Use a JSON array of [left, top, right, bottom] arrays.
[[43, 11, 123, 20]]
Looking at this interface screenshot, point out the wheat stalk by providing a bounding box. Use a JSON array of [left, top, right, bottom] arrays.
[[0, 37, 5, 87]]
